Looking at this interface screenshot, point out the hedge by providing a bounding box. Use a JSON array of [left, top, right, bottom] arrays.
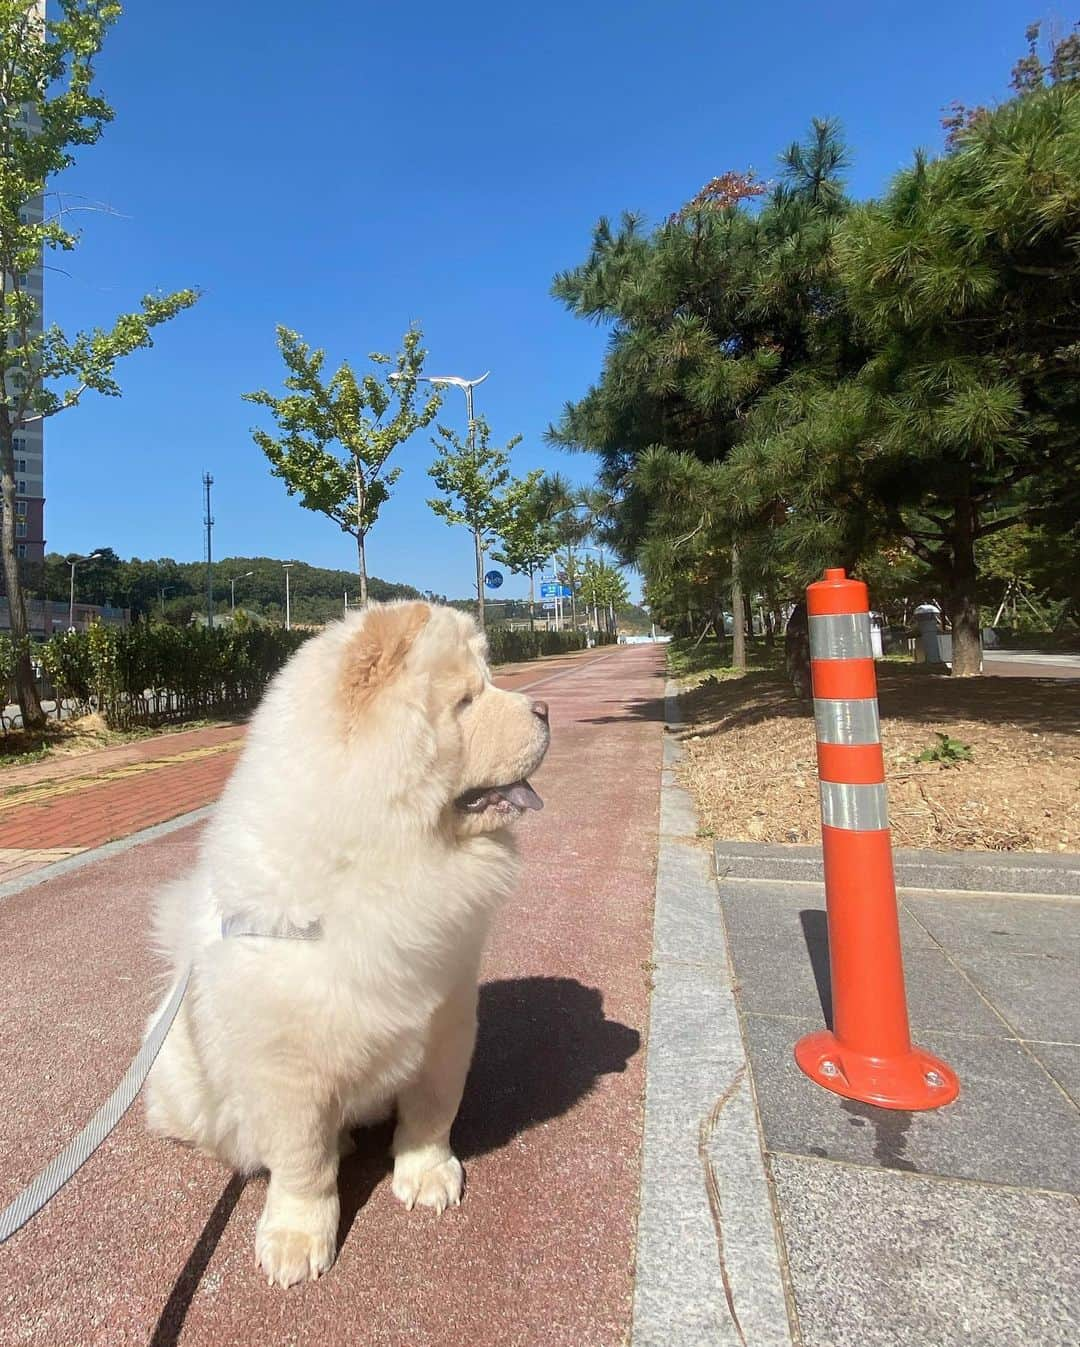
[[0, 620, 614, 734], [0, 624, 309, 731], [486, 627, 616, 664]]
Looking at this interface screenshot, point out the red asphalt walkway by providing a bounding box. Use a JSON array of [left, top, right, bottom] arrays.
[[0, 643, 666, 1347]]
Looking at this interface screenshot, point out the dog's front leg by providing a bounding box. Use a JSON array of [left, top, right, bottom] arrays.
[[392, 978, 478, 1215], [253, 1095, 341, 1288]]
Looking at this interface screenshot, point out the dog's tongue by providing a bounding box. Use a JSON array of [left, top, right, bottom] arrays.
[[495, 780, 543, 811]]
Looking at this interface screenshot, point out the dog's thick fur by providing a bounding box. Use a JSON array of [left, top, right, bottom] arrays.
[[145, 601, 550, 1287]]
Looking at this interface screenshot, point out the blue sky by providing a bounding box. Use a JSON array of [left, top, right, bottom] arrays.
[[46, 0, 1033, 602]]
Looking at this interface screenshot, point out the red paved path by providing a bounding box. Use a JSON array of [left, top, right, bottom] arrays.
[[0, 644, 666, 1347]]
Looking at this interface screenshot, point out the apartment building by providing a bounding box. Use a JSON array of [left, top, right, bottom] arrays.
[[5, 4, 46, 563]]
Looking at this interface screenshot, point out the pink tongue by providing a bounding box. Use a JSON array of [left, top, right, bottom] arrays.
[[496, 780, 543, 811]]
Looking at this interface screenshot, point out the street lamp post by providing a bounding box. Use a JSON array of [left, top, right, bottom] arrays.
[[67, 552, 102, 630], [282, 563, 294, 631], [395, 369, 491, 629], [229, 571, 254, 614]]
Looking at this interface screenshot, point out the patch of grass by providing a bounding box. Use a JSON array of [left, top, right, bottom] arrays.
[[0, 744, 50, 769], [667, 636, 782, 688]]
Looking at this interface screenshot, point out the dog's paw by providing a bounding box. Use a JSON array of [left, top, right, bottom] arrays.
[[392, 1147, 463, 1215], [255, 1197, 338, 1288]]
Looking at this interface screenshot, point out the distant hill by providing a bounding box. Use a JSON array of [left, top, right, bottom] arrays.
[[27, 550, 645, 630], [30, 551, 421, 625]]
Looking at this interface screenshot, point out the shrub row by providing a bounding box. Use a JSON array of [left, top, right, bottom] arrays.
[[1, 622, 614, 732], [1, 624, 309, 730], [485, 627, 616, 664]]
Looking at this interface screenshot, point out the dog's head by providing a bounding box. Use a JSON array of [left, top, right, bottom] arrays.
[[336, 601, 550, 836]]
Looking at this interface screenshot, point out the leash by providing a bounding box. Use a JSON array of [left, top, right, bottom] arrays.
[[0, 912, 324, 1246], [0, 965, 190, 1245]]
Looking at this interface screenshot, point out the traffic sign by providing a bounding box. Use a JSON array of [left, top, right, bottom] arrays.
[[541, 581, 573, 599], [484, 570, 503, 590]]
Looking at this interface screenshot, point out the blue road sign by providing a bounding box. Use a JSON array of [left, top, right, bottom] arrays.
[[484, 570, 504, 590], [540, 581, 573, 599]]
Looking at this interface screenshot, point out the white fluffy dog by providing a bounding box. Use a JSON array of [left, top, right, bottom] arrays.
[[146, 601, 550, 1287]]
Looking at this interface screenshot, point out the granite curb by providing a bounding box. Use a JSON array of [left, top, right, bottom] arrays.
[[631, 683, 794, 1346]]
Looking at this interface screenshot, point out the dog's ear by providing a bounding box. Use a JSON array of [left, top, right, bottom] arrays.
[[341, 602, 431, 719]]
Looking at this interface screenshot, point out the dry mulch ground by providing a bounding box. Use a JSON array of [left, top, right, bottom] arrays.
[[677, 663, 1080, 853]]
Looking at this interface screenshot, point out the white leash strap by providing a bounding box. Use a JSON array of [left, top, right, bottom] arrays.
[[0, 966, 190, 1245]]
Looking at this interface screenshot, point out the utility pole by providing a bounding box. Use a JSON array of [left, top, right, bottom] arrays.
[[203, 473, 214, 630], [283, 562, 293, 631]]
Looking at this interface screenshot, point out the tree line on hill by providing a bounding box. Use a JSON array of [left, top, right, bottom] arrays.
[[24, 548, 651, 632], [27, 551, 421, 627]]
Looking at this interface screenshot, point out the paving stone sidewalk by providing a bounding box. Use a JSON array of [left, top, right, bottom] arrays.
[[711, 842, 1080, 1345]]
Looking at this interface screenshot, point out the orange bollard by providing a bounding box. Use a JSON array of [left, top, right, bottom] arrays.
[[794, 568, 960, 1110]]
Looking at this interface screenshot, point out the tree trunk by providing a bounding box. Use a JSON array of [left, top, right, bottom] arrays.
[[529, 568, 536, 632], [474, 528, 485, 632], [785, 600, 812, 700], [731, 540, 746, 671], [948, 494, 982, 677], [356, 530, 368, 605], [0, 420, 45, 730]]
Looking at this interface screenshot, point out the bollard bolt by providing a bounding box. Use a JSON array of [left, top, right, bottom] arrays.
[[821, 1060, 839, 1078]]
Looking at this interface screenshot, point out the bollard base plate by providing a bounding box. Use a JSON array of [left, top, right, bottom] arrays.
[[794, 1030, 960, 1111]]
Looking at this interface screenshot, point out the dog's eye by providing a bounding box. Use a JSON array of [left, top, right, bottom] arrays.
[[457, 694, 474, 710]]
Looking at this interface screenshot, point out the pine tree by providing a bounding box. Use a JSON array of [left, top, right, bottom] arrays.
[[727, 68, 1080, 673], [550, 121, 856, 664]]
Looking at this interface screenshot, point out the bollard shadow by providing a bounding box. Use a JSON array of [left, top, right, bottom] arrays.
[[799, 909, 833, 1028]]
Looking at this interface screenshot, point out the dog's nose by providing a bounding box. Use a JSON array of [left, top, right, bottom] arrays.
[[531, 700, 549, 723]]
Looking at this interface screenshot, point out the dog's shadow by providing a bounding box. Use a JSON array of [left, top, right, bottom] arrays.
[[151, 976, 639, 1344], [336, 975, 640, 1240]]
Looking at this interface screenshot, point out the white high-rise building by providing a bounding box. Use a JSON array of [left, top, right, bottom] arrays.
[[12, 183, 45, 564], [7, 2, 47, 562]]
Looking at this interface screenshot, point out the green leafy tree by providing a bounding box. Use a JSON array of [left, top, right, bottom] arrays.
[[427, 415, 540, 631], [0, 1, 198, 727], [491, 484, 559, 629], [580, 556, 629, 633], [244, 325, 441, 604]]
